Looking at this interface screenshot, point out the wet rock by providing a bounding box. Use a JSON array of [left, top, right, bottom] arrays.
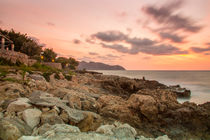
[[169, 85, 191, 97], [22, 108, 42, 129]]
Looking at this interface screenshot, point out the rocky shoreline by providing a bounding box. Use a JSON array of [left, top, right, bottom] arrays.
[[0, 68, 209, 140]]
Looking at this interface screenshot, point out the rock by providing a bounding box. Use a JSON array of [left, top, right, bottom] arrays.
[[96, 124, 115, 135], [60, 110, 69, 123], [169, 85, 191, 97], [0, 82, 26, 101], [32, 124, 80, 137], [29, 74, 46, 81], [96, 122, 137, 138], [97, 95, 139, 125], [136, 135, 171, 140], [22, 108, 42, 129], [18, 136, 46, 140], [62, 89, 100, 112], [65, 94, 81, 109], [29, 90, 101, 125], [41, 109, 64, 125], [0, 112, 3, 119], [128, 94, 158, 121], [7, 98, 32, 113], [5, 73, 22, 81], [0, 117, 32, 140], [76, 112, 101, 132]]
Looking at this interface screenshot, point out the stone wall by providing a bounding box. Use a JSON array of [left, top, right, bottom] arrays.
[[0, 50, 62, 69], [41, 62, 62, 70], [0, 50, 29, 65]]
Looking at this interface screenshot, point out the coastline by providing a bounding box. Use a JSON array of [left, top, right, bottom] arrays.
[[95, 70, 210, 104], [0, 68, 210, 140]]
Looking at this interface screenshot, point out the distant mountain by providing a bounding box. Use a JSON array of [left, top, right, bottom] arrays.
[[78, 61, 125, 70]]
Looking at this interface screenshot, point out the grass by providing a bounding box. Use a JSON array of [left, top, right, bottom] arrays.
[[0, 60, 76, 82]]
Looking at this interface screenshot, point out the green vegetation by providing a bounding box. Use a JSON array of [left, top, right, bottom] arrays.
[[0, 28, 43, 56], [0, 57, 22, 66], [56, 57, 79, 70], [0, 28, 80, 82], [42, 48, 57, 62]]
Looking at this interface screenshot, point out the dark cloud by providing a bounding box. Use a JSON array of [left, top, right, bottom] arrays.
[[190, 46, 210, 53], [205, 42, 210, 46], [89, 52, 98, 55], [92, 30, 188, 55], [106, 54, 120, 58], [97, 54, 121, 61], [142, 0, 202, 33], [73, 39, 81, 44], [101, 42, 187, 55], [47, 22, 55, 27], [92, 31, 128, 42], [126, 37, 156, 46], [159, 32, 184, 43]]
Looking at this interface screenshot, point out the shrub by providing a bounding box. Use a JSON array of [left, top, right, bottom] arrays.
[[42, 72, 52, 82]]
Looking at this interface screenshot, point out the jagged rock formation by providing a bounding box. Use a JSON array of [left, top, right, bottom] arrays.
[[0, 69, 209, 140]]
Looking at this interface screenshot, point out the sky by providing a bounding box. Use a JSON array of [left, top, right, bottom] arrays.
[[0, 0, 210, 70]]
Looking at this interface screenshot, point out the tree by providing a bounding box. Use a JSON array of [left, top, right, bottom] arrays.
[[43, 48, 57, 62], [56, 57, 79, 70], [0, 28, 43, 56]]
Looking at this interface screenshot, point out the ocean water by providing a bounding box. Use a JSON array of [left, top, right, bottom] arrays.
[[95, 70, 210, 104]]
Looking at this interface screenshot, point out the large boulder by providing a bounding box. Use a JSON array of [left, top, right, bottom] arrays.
[[96, 122, 137, 138], [22, 108, 42, 129], [0, 82, 26, 101], [128, 94, 158, 121], [41, 109, 64, 125], [7, 98, 32, 113], [29, 90, 102, 131], [0, 117, 32, 140]]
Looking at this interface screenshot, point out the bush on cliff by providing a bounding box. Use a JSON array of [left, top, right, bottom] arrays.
[[56, 57, 79, 70], [42, 48, 57, 62], [0, 28, 43, 56]]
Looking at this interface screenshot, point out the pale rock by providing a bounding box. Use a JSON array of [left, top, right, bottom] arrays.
[[0, 117, 32, 140], [18, 136, 47, 140], [7, 98, 32, 113], [96, 124, 115, 135], [22, 108, 42, 129], [30, 74, 46, 81]]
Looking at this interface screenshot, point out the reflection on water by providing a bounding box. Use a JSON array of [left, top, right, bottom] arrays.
[[95, 70, 210, 104]]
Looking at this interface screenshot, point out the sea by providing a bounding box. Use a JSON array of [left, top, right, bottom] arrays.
[[95, 70, 210, 104]]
